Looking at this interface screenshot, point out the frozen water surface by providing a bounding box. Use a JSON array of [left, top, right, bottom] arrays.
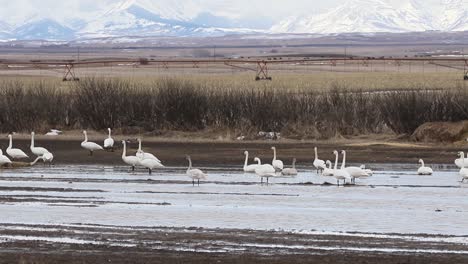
[[0, 164, 467, 236]]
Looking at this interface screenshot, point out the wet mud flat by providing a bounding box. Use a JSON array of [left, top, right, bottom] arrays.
[[0, 224, 467, 264], [0, 165, 467, 263]]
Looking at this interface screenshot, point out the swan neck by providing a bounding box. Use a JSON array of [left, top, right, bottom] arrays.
[[84, 132, 88, 142], [314, 148, 318, 159], [341, 151, 346, 169], [421, 160, 425, 167], [188, 158, 192, 171], [30, 156, 41, 166], [122, 142, 126, 158], [244, 152, 249, 168], [108, 129, 111, 138], [334, 153, 338, 171], [292, 159, 296, 169], [8, 136, 12, 148], [272, 148, 277, 161], [31, 133, 34, 147], [138, 140, 142, 152]]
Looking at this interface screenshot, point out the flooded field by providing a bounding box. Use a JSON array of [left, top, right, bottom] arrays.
[[0, 164, 467, 263]]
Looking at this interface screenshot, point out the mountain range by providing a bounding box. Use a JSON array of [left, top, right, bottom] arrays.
[[0, 0, 467, 41]]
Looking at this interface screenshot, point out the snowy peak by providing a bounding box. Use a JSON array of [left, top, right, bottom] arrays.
[[14, 19, 75, 40], [272, 0, 468, 34]]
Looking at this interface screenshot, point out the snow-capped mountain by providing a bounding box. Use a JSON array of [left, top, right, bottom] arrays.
[[271, 0, 468, 34], [77, 1, 256, 38], [0, 0, 467, 41]]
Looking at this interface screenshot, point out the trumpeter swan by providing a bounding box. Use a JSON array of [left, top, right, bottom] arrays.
[[360, 165, 374, 176], [30, 132, 50, 157], [6, 134, 29, 159], [140, 158, 164, 175], [333, 150, 351, 186], [458, 152, 468, 183], [282, 158, 298, 176], [30, 152, 54, 166], [186, 156, 207, 186], [417, 159, 433, 175], [313, 147, 326, 174], [81, 131, 103, 156], [136, 138, 161, 163], [0, 149, 12, 166], [243, 151, 259, 173], [255, 162, 277, 184], [271, 147, 284, 171], [455, 152, 468, 169], [45, 129, 62, 136], [341, 150, 369, 184], [121, 140, 141, 171], [104, 128, 115, 150], [322, 160, 334, 176]]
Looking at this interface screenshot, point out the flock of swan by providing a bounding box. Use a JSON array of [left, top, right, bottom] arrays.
[[1, 129, 468, 186]]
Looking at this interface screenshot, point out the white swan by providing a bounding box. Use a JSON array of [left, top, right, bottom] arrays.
[[333, 150, 351, 186], [341, 150, 369, 184], [30, 152, 54, 166], [136, 138, 161, 163], [282, 158, 298, 176], [30, 132, 50, 157], [254, 157, 262, 166], [6, 134, 29, 159], [417, 159, 433, 175], [121, 140, 141, 171], [322, 160, 334, 176], [458, 152, 468, 183], [81, 131, 103, 156], [186, 155, 207, 186], [455, 152, 468, 169], [360, 165, 374, 176], [271, 146, 284, 171], [45, 129, 62, 136], [243, 151, 259, 173], [104, 128, 115, 150], [0, 149, 12, 166], [313, 147, 326, 173], [255, 162, 277, 184]]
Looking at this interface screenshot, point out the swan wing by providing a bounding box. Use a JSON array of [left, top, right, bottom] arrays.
[[31, 147, 50, 156], [345, 167, 369, 177], [314, 159, 327, 169], [82, 142, 103, 151], [140, 159, 164, 169], [273, 160, 284, 170], [7, 148, 29, 159], [188, 169, 207, 179], [104, 138, 114, 148], [141, 152, 161, 163]]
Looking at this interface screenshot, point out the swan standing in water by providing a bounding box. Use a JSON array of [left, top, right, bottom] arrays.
[[271, 147, 284, 172], [30, 132, 50, 157], [243, 151, 259, 173], [136, 138, 161, 163], [186, 156, 207, 186], [313, 147, 326, 174], [458, 152, 468, 183], [121, 140, 140, 172], [333, 150, 351, 186], [341, 150, 369, 184], [255, 162, 277, 184], [6, 134, 29, 160], [322, 160, 334, 177], [104, 128, 115, 151], [81, 131, 103, 156], [417, 159, 433, 175], [282, 158, 298, 176], [0, 149, 12, 166], [140, 158, 165, 175], [30, 152, 54, 166]]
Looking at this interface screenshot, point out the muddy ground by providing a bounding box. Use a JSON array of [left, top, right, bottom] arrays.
[[0, 224, 466, 264], [1, 137, 465, 167]]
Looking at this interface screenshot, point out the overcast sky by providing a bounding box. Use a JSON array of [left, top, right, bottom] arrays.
[[0, 0, 459, 26]]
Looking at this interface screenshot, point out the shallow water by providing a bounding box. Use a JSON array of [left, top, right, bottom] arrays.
[[0, 164, 467, 236]]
